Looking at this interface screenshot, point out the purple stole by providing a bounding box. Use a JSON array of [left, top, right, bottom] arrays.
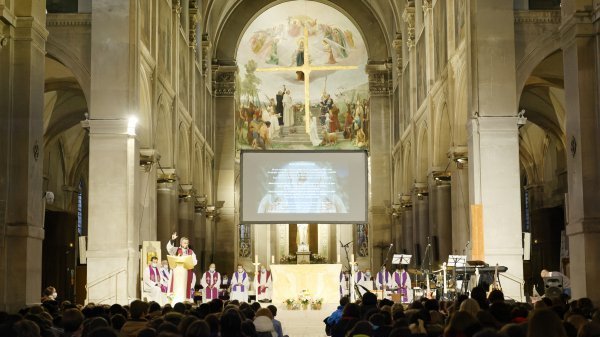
[[232, 272, 247, 292], [257, 271, 271, 295], [355, 271, 364, 283], [394, 272, 408, 301], [161, 269, 169, 293], [378, 271, 389, 289], [204, 272, 219, 299], [149, 266, 160, 283]]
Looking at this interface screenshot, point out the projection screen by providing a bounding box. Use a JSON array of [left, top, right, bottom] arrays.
[[240, 150, 368, 224]]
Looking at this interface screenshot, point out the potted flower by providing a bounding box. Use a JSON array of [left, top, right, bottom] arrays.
[[311, 298, 323, 310], [300, 297, 310, 310], [284, 298, 295, 310]]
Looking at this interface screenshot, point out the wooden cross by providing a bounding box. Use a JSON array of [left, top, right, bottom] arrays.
[[256, 27, 358, 133]]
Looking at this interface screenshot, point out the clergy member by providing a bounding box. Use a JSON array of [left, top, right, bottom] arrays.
[[160, 259, 172, 294], [166, 232, 198, 299], [375, 265, 392, 299], [356, 267, 373, 296], [339, 270, 350, 298], [256, 264, 272, 303], [230, 264, 250, 303], [143, 256, 163, 304], [200, 263, 221, 303], [392, 265, 412, 303]]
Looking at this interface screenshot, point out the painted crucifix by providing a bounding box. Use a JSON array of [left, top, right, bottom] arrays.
[[256, 27, 358, 133]]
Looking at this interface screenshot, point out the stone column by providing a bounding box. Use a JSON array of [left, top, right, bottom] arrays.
[[193, 210, 206, 270], [85, 0, 143, 304], [178, 184, 195, 242], [157, 172, 178, 245], [430, 180, 452, 265], [86, 120, 140, 304], [212, 64, 237, 273], [400, 197, 414, 254], [0, 1, 48, 312], [560, 0, 600, 302], [468, 0, 524, 301], [139, 150, 158, 242], [366, 62, 393, 269], [412, 183, 429, 266], [450, 147, 469, 253]]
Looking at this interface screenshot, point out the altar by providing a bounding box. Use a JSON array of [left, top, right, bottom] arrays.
[[270, 264, 342, 304]]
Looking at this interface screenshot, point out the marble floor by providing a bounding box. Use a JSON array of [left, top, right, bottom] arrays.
[[274, 303, 337, 337]]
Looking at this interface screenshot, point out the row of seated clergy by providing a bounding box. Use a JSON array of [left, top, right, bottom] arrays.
[[142, 259, 274, 304], [340, 265, 413, 304]]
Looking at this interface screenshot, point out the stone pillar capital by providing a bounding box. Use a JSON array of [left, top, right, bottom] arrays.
[[212, 64, 238, 97], [392, 33, 403, 74], [422, 0, 432, 14], [201, 34, 212, 77], [365, 62, 392, 96], [402, 5, 416, 49]]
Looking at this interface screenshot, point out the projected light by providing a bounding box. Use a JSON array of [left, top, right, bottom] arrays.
[[240, 150, 368, 224]]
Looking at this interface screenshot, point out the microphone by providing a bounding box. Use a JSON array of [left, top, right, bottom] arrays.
[[466, 241, 471, 247], [390, 243, 394, 247]]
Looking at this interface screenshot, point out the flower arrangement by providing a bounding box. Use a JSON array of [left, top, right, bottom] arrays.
[[280, 255, 297, 264], [310, 254, 328, 264], [284, 298, 296, 310], [311, 297, 323, 310], [298, 289, 311, 309]]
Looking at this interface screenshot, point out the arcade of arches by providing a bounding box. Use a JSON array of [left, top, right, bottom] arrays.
[[1, 0, 599, 311]]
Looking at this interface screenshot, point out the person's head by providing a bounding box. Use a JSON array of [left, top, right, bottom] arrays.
[[110, 314, 126, 331], [540, 269, 550, 278], [342, 303, 361, 319], [265, 121, 271, 128], [365, 269, 371, 277], [62, 308, 85, 332], [347, 320, 372, 336], [260, 265, 266, 272], [267, 305, 277, 318], [500, 323, 526, 337], [527, 309, 567, 337], [14, 319, 41, 337], [129, 300, 149, 320], [255, 308, 273, 320], [180, 237, 189, 249], [43, 286, 57, 300], [161, 260, 169, 269], [184, 319, 210, 337], [340, 296, 350, 307], [220, 311, 242, 336], [353, 263, 359, 272], [150, 256, 158, 267], [445, 311, 480, 337], [237, 264, 244, 273], [209, 263, 216, 272], [488, 289, 505, 304]]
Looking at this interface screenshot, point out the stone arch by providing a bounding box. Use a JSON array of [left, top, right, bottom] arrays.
[[156, 95, 173, 167], [433, 102, 451, 167], [515, 32, 561, 95], [177, 123, 191, 183], [46, 37, 91, 103], [212, 0, 389, 62]]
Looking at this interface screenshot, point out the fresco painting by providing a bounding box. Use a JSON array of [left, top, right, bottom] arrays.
[[235, 1, 370, 151]]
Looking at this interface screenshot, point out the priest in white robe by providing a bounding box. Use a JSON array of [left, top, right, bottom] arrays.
[[309, 116, 322, 146], [160, 259, 172, 294], [375, 266, 393, 299], [143, 256, 163, 304], [339, 270, 350, 297], [200, 263, 221, 303], [355, 267, 373, 297], [255, 265, 272, 302], [166, 232, 198, 299], [230, 264, 250, 303], [392, 265, 412, 303]]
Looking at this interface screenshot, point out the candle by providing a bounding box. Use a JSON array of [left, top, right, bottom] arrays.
[[337, 254, 340, 263], [271, 255, 275, 264], [351, 254, 355, 263], [255, 254, 258, 263]]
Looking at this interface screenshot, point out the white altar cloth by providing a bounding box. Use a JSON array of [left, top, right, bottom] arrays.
[[270, 264, 342, 304]]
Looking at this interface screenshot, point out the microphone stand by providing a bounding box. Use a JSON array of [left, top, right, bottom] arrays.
[[421, 238, 432, 298], [378, 244, 394, 300], [340, 241, 362, 300], [460, 242, 469, 295]]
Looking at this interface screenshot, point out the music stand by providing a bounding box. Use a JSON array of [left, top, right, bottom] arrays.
[[447, 255, 467, 296], [392, 254, 411, 265]]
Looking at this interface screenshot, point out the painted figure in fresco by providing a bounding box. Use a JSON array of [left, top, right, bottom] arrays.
[[283, 89, 294, 126], [320, 94, 334, 126], [276, 90, 284, 125]]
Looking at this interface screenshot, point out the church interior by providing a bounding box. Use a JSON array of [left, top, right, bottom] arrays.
[[1, 0, 600, 322]]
